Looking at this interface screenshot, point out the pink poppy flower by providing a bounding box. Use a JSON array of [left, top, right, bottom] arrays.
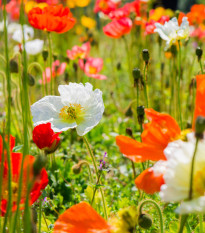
[[103, 17, 132, 38], [123, 0, 140, 16], [67, 42, 91, 60], [6, 0, 20, 20], [94, 0, 119, 15], [40, 60, 67, 84], [79, 57, 107, 80], [108, 7, 130, 20]]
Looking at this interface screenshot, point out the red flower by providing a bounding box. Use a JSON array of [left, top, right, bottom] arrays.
[[94, 0, 118, 15], [28, 4, 76, 33], [32, 123, 61, 153], [103, 17, 133, 38], [0, 135, 48, 216], [5, 0, 20, 20], [54, 202, 111, 233]]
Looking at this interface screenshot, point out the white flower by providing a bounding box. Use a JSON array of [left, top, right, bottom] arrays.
[[154, 17, 190, 50], [31, 83, 104, 136], [12, 24, 34, 43], [160, 132, 205, 213], [24, 39, 44, 55], [8, 23, 22, 34]]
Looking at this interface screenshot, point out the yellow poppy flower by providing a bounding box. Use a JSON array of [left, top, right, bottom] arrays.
[[81, 16, 96, 30]]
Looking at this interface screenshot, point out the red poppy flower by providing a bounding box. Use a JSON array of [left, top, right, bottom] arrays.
[[94, 0, 118, 15], [116, 108, 181, 162], [103, 17, 133, 38], [0, 135, 48, 216], [28, 4, 76, 33], [54, 202, 111, 233], [32, 123, 61, 153], [5, 0, 20, 20], [193, 74, 205, 128]]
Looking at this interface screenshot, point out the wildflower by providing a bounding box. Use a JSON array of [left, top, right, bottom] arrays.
[[94, 0, 118, 15], [103, 17, 132, 38], [0, 135, 48, 216], [99, 152, 108, 170], [81, 16, 96, 30], [32, 122, 61, 154], [5, 0, 20, 20], [116, 108, 181, 162], [53, 202, 111, 232], [12, 25, 34, 44], [31, 82, 104, 136], [28, 4, 76, 33], [154, 17, 190, 50], [66, 0, 90, 8], [67, 42, 91, 60], [79, 57, 107, 80], [40, 60, 67, 84]]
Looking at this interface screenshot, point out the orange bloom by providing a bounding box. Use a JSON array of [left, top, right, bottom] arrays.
[[28, 4, 76, 33], [53, 202, 111, 233], [135, 167, 164, 194], [116, 108, 181, 162], [193, 74, 205, 128]]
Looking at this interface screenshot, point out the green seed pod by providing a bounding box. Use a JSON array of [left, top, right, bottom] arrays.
[[137, 106, 145, 125], [72, 164, 81, 174], [138, 213, 153, 229], [42, 50, 48, 62], [132, 68, 141, 85], [195, 116, 205, 139], [196, 47, 203, 61], [142, 49, 149, 65], [10, 59, 18, 73]]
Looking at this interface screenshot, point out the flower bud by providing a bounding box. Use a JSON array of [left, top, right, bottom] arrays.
[[196, 47, 203, 61], [53, 54, 58, 61], [138, 213, 152, 229], [126, 128, 133, 138], [42, 50, 48, 62], [33, 155, 47, 178], [195, 116, 205, 139], [132, 68, 141, 86], [170, 44, 177, 57], [116, 62, 121, 70], [137, 106, 145, 125], [10, 59, 18, 73], [142, 49, 149, 65], [28, 73, 35, 86], [72, 164, 81, 174]]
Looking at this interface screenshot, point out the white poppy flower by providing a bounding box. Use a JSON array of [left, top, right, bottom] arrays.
[[8, 23, 22, 34], [31, 83, 104, 136], [160, 132, 205, 213], [24, 39, 44, 55], [154, 17, 190, 50], [12, 24, 34, 43]]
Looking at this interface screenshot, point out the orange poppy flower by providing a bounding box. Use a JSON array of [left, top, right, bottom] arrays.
[[193, 74, 205, 128], [28, 4, 76, 33], [116, 108, 181, 162], [0, 135, 48, 216], [53, 202, 111, 233]]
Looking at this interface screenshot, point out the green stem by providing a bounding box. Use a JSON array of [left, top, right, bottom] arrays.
[[199, 60, 204, 74], [38, 197, 42, 233], [91, 172, 102, 206], [138, 199, 164, 233], [189, 138, 199, 200], [83, 136, 108, 220], [178, 215, 189, 233], [200, 214, 203, 233], [143, 64, 149, 107], [178, 41, 182, 129], [2, 0, 12, 230], [48, 32, 53, 95]]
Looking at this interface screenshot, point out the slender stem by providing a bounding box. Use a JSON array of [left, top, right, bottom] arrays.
[[91, 172, 102, 206], [38, 198, 42, 233], [199, 60, 204, 74], [143, 64, 149, 108], [189, 138, 199, 200], [131, 161, 136, 178], [178, 41, 182, 129], [178, 215, 189, 233], [48, 32, 53, 95], [2, 0, 12, 230], [138, 199, 164, 233], [83, 136, 108, 220]]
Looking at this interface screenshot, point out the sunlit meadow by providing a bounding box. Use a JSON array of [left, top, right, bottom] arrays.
[[0, 0, 205, 232]]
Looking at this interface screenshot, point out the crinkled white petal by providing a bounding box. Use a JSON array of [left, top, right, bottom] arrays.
[[153, 160, 167, 176], [176, 197, 205, 214], [24, 39, 44, 55], [8, 23, 21, 34], [12, 24, 34, 43]]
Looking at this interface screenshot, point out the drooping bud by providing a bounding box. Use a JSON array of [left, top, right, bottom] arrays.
[[196, 47, 203, 62], [28, 73, 35, 86], [132, 68, 141, 86], [33, 155, 47, 178], [142, 49, 149, 65], [10, 59, 18, 73], [42, 50, 48, 62], [195, 116, 205, 139], [138, 213, 153, 229], [72, 164, 81, 174], [137, 106, 145, 125]]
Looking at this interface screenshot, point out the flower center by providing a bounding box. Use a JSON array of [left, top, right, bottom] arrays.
[[2, 181, 20, 201], [89, 66, 97, 74], [193, 169, 205, 196], [99, 0, 108, 9], [59, 104, 85, 124]]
